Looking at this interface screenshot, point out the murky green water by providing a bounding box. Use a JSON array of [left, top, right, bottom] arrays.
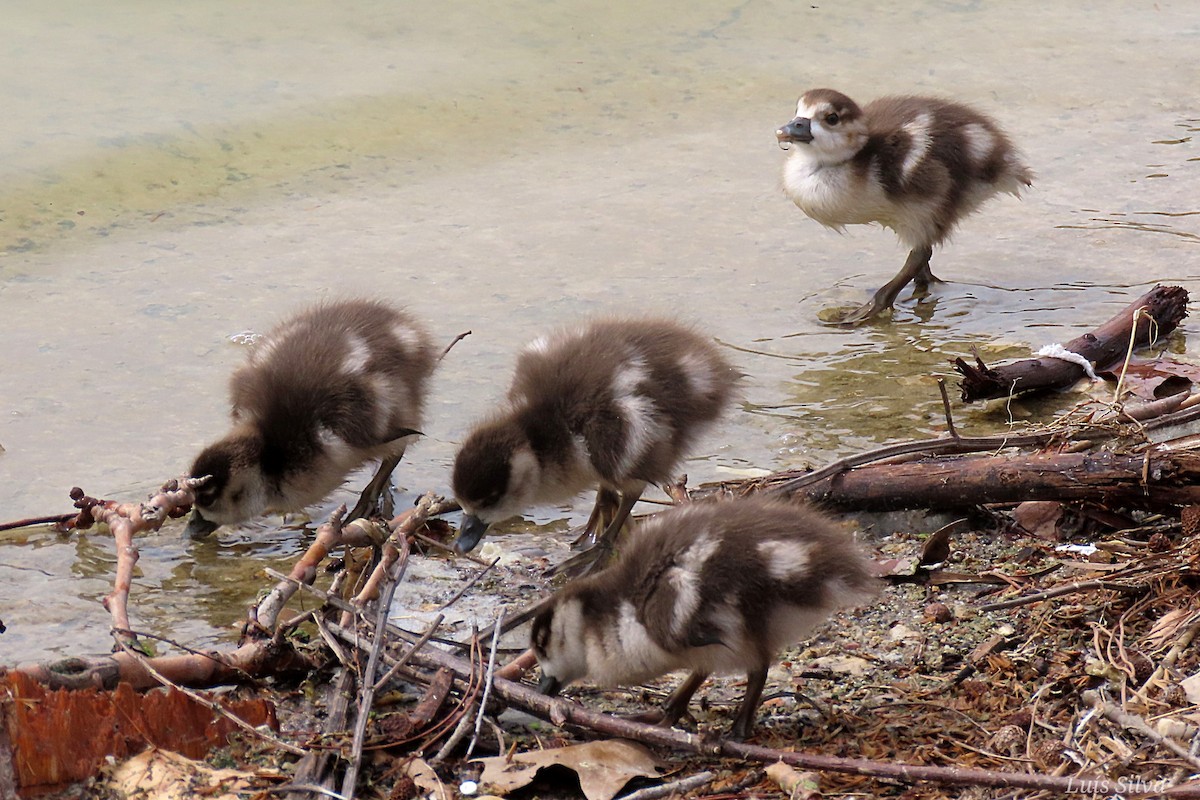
[[2, 0, 1197, 664]]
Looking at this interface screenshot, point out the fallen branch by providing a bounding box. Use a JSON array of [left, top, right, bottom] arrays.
[[13, 635, 315, 691], [760, 450, 1200, 513], [953, 285, 1188, 402], [978, 579, 1147, 612], [403, 642, 1200, 796]]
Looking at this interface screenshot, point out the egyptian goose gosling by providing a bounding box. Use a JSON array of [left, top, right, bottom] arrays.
[[184, 299, 436, 538], [531, 495, 877, 740], [777, 88, 1033, 324], [451, 317, 737, 573]]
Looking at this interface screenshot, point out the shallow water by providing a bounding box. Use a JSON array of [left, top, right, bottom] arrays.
[[1, 0, 1197, 664]]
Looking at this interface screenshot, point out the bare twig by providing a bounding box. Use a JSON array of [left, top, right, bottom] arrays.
[[439, 330, 472, 362], [437, 558, 501, 611], [373, 614, 445, 693], [286, 668, 356, 799], [979, 580, 1146, 612], [465, 615, 504, 762], [0, 513, 75, 532], [340, 536, 412, 800], [620, 771, 716, 800], [1085, 689, 1200, 771]]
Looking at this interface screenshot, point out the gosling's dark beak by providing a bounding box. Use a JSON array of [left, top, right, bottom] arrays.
[[184, 510, 220, 540], [776, 116, 813, 145], [453, 513, 489, 553], [538, 674, 562, 697]]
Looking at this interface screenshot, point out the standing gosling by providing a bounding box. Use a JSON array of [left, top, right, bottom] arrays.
[[185, 299, 436, 538], [777, 88, 1033, 324], [451, 317, 737, 573], [531, 495, 877, 740]]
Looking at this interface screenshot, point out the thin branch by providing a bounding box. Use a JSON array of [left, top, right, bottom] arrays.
[[937, 378, 959, 440], [439, 330, 472, 362], [437, 558, 501, 612], [620, 771, 716, 800], [465, 615, 504, 762], [1085, 689, 1200, 771], [340, 536, 412, 800], [979, 580, 1146, 612], [0, 513, 75, 532]]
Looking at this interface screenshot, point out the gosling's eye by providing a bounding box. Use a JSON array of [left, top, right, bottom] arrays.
[[824, 113, 840, 126]]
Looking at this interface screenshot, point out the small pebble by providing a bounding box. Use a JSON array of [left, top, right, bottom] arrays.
[[923, 602, 953, 624], [460, 780, 479, 796]]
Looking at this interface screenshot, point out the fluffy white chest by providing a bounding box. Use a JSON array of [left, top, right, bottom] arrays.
[[782, 155, 887, 230]]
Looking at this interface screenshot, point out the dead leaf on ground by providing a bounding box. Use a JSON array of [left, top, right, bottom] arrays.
[[407, 757, 451, 800], [108, 748, 256, 800], [1012, 501, 1065, 540], [919, 519, 967, 567], [1145, 609, 1199, 652], [765, 762, 821, 800], [474, 739, 665, 800]]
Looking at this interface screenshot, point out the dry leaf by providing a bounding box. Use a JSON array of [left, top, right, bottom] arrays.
[[109, 748, 255, 800], [1012, 501, 1064, 540], [919, 519, 967, 567], [1180, 673, 1200, 706], [1099, 357, 1200, 400], [407, 757, 451, 800], [765, 762, 820, 799], [1145, 609, 1198, 651], [474, 739, 664, 800]]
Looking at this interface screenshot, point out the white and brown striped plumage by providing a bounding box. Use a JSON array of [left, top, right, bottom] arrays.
[[451, 317, 738, 571], [777, 88, 1033, 323], [530, 495, 877, 740], [185, 300, 436, 538]]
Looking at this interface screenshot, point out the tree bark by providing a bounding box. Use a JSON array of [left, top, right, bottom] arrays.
[[954, 285, 1188, 402]]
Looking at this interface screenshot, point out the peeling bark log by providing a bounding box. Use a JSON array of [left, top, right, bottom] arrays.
[[773, 449, 1200, 512], [0, 670, 275, 793], [954, 285, 1188, 402]]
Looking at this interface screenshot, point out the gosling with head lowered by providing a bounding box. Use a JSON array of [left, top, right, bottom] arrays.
[[451, 317, 738, 573], [531, 495, 877, 740], [777, 88, 1033, 324], [185, 299, 436, 538]]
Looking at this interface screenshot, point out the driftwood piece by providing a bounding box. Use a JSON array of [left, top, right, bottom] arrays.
[[765, 449, 1200, 512], [954, 285, 1188, 402], [12, 636, 315, 691]]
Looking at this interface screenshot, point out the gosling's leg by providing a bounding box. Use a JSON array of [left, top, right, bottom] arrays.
[[347, 451, 405, 522], [835, 245, 935, 325], [728, 666, 769, 742], [548, 487, 642, 577], [911, 250, 942, 292], [660, 670, 709, 727], [570, 487, 621, 549], [624, 670, 709, 727]]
